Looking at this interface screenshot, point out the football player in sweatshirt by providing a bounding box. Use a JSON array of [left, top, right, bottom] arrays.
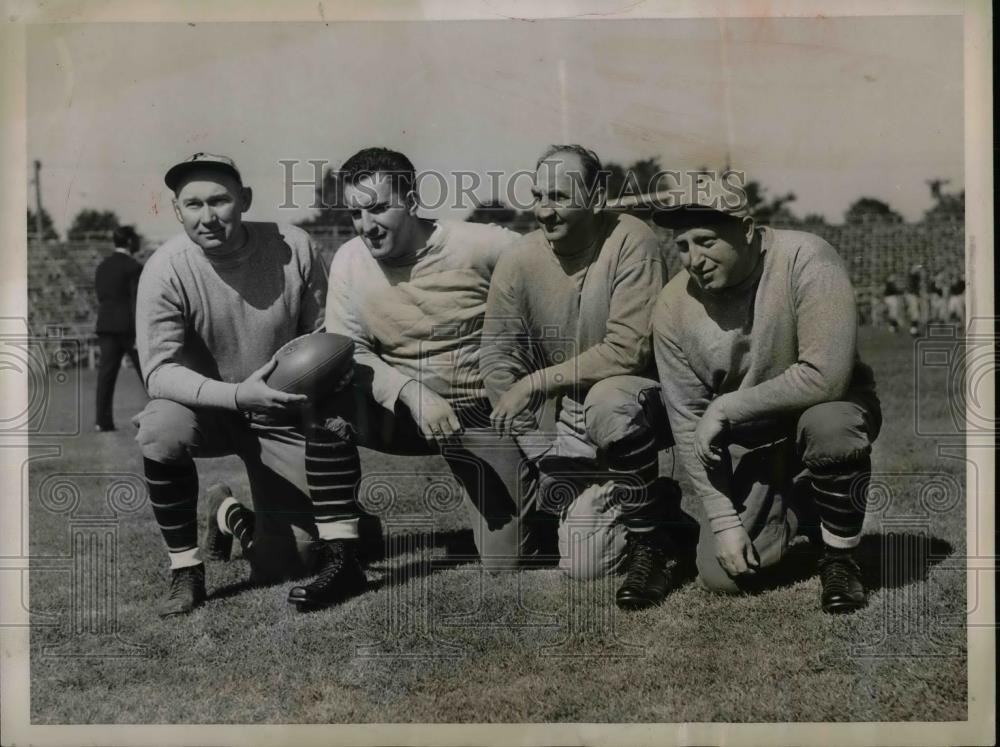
[[652, 174, 881, 613]]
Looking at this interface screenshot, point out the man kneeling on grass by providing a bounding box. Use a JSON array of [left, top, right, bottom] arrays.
[[483, 144, 677, 610], [134, 153, 342, 616], [651, 174, 882, 613], [204, 147, 529, 607]]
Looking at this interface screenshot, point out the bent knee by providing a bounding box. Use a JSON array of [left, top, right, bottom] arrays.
[[133, 399, 198, 463], [558, 522, 627, 580], [583, 377, 654, 450], [797, 401, 875, 471]]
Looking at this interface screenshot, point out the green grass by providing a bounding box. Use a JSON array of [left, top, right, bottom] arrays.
[[28, 328, 968, 723]]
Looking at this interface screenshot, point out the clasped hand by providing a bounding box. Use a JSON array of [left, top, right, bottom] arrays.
[[235, 357, 354, 418]]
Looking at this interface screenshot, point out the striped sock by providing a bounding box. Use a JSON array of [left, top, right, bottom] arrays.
[[144, 457, 200, 557], [306, 424, 362, 541], [219, 499, 256, 554], [807, 459, 870, 550], [606, 431, 660, 534]]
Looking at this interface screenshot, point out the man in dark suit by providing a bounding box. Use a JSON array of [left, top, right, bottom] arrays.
[[94, 225, 144, 431]]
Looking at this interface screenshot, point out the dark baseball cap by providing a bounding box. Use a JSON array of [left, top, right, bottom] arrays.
[[164, 152, 243, 192], [652, 172, 750, 229]]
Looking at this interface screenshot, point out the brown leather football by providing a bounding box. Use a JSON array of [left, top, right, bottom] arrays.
[[266, 333, 354, 396]]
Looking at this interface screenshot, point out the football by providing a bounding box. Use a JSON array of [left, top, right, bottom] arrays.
[[266, 332, 355, 396]]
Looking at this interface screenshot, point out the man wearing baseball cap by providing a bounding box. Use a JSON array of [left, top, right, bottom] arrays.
[[651, 172, 881, 613], [134, 153, 363, 615]]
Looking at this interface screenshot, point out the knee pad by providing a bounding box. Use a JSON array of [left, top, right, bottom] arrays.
[[558, 497, 628, 580]]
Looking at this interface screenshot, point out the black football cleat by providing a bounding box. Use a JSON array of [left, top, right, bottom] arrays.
[[158, 564, 206, 618], [203, 484, 235, 562], [615, 533, 676, 611], [818, 550, 867, 614], [287, 540, 368, 610]]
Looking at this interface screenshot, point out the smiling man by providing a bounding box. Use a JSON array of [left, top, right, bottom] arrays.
[[266, 146, 534, 609], [134, 153, 332, 615], [651, 174, 881, 613], [481, 145, 677, 610]]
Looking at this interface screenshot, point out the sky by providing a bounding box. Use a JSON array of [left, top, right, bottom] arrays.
[[26, 16, 964, 241]]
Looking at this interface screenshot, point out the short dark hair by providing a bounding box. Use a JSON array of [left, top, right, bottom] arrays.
[[112, 225, 138, 249], [535, 144, 608, 194], [339, 147, 416, 197]]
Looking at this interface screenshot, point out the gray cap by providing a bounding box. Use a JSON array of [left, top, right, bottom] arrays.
[[164, 152, 243, 192], [651, 172, 750, 228]]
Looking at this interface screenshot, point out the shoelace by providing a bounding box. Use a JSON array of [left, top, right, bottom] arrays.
[[820, 557, 856, 591], [168, 569, 201, 599], [626, 543, 659, 584], [311, 545, 347, 586]]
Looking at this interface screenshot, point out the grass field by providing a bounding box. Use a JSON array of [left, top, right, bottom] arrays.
[[27, 328, 969, 723]]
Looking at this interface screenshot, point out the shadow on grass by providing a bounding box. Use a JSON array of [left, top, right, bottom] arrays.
[[364, 526, 480, 563], [367, 554, 477, 593], [209, 528, 953, 604], [858, 532, 954, 591], [733, 531, 955, 595], [364, 527, 484, 592], [204, 528, 482, 603], [207, 577, 258, 601]]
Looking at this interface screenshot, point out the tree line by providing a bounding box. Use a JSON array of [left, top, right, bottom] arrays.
[[27, 162, 964, 241], [27, 208, 146, 244]]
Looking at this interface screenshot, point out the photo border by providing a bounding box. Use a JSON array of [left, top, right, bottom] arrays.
[[1, 1, 993, 745]]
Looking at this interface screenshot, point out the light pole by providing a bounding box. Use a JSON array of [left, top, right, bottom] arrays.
[[33, 159, 44, 239]]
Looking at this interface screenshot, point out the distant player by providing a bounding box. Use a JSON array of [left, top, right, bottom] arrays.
[[882, 273, 904, 333], [652, 174, 881, 613], [929, 268, 948, 323], [904, 263, 928, 337], [947, 271, 965, 325], [482, 145, 676, 611], [94, 224, 144, 432], [135, 153, 339, 616]]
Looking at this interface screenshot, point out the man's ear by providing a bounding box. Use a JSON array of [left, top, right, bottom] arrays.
[[740, 215, 755, 244], [171, 198, 183, 224], [240, 187, 253, 213], [590, 184, 607, 215], [405, 189, 420, 216]]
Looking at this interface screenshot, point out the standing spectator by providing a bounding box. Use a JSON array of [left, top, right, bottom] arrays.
[[94, 225, 144, 431], [882, 273, 904, 333], [947, 271, 966, 326], [904, 263, 928, 337], [929, 268, 948, 323]]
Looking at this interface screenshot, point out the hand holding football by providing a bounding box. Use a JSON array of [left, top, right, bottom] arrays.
[[265, 332, 355, 397]]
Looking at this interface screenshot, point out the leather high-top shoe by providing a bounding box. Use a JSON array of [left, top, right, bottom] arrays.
[[287, 540, 368, 610], [615, 532, 677, 611], [818, 549, 866, 614], [158, 564, 207, 617]]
